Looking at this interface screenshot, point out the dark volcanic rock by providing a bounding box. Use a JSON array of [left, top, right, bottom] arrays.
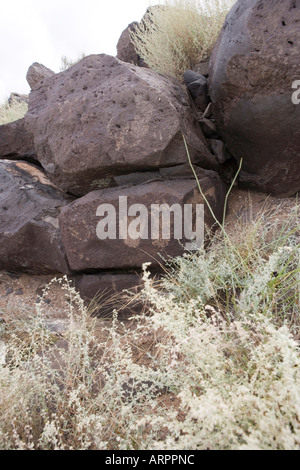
[[59, 172, 226, 272], [74, 272, 143, 317], [25, 54, 217, 196], [0, 160, 70, 274], [117, 22, 142, 66], [209, 0, 300, 197], [0, 118, 36, 160], [26, 62, 55, 90], [184, 70, 209, 112]]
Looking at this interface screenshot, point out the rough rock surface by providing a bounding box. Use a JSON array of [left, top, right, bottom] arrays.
[[116, 22, 142, 65], [209, 0, 300, 197], [26, 62, 55, 90], [59, 171, 226, 271], [0, 160, 70, 274], [208, 139, 227, 164], [25, 54, 217, 196], [184, 70, 209, 112], [0, 118, 36, 161]]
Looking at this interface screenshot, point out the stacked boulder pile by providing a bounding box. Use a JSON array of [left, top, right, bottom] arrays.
[[0, 0, 299, 313], [118, 0, 300, 197]]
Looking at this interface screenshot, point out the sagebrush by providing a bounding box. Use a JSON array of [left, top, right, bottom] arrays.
[[0, 198, 299, 450], [0, 98, 28, 125], [130, 0, 236, 79]]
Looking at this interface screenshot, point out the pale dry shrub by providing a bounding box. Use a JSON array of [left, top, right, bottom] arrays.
[[130, 0, 236, 79], [0, 97, 28, 125], [0, 201, 299, 450], [163, 203, 300, 333], [137, 266, 300, 450]]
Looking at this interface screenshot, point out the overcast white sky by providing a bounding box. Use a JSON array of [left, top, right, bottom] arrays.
[[0, 0, 152, 102]]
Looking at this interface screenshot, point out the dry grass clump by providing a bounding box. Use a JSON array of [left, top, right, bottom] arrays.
[[164, 201, 300, 333], [0, 97, 28, 125], [59, 53, 86, 72], [130, 0, 235, 79], [0, 198, 299, 450]]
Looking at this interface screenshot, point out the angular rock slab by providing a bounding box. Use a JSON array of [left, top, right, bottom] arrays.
[[116, 6, 165, 68], [209, 0, 300, 197], [26, 62, 55, 90], [59, 172, 226, 271], [0, 160, 70, 274], [25, 54, 216, 196], [0, 118, 36, 160]]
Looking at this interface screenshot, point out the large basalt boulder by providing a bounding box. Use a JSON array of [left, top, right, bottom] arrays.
[[0, 118, 36, 160], [59, 170, 226, 271], [209, 0, 300, 197], [25, 54, 217, 196], [0, 160, 70, 274]]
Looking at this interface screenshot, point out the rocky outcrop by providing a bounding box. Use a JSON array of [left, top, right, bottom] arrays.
[[209, 0, 300, 197], [0, 3, 298, 315], [59, 170, 226, 272], [25, 54, 216, 196], [0, 118, 36, 161], [0, 160, 70, 274]]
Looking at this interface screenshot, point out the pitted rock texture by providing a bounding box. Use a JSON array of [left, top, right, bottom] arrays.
[[25, 54, 216, 196], [209, 0, 300, 197]]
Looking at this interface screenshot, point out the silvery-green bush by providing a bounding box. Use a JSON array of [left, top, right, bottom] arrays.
[[0, 98, 28, 125], [0, 201, 299, 450]]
